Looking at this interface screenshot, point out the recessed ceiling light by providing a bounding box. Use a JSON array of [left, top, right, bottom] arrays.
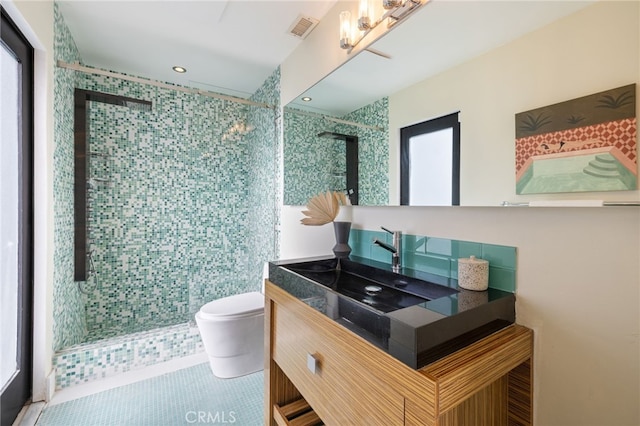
[[172, 66, 187, 73], [301, 96, 312, 102]]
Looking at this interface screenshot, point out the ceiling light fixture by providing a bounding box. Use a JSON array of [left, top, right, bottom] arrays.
[[172, 66, 187, 73], [301, 97, 312, 102], [340, 0, 424, 53]]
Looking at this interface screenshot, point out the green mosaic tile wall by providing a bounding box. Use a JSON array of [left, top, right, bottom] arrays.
[[78, 75, 259, 337], [283, 109, 345, 203], [246, 68, 281, 289], [54, 5, 280, 347], [339, 97, 390, 206], [53, 3, 86, 350], [283, 97, 389, 205], [349, 229, 517, 292]]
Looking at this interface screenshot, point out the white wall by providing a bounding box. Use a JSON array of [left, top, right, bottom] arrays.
[[280, 2, 640, 425], [2, 0, 55, 402], [389, 1, 640, 206]]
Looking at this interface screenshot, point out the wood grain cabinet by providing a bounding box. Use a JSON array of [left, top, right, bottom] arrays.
[[265, 280, 533, 426]]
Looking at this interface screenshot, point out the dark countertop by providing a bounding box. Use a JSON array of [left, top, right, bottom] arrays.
[[268, 255, 515, 369]]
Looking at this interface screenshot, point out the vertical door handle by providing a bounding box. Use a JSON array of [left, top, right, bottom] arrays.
[[307, 353, 319, 374]]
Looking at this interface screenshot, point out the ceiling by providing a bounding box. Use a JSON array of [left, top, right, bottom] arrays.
[[57, 0, 595, 109], [57, 0, 337, 98]]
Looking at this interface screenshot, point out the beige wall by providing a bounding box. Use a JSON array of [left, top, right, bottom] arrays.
[[280, 2, 640, 425], [389, 1, 640, 206], [3, 0, 56, 402]]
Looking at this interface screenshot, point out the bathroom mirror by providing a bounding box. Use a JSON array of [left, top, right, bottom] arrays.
[[282, 0, 619, 206]]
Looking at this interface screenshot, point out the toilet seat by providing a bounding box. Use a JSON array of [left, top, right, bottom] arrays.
[[198, 291, 264, 320]]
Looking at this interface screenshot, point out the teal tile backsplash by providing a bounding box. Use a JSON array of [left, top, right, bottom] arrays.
[[406, 253, 451, 277], [349, 229, 517, 292], [481, 244, 517, 269]]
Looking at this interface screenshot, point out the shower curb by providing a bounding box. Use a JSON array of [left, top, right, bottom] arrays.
[[52, 322, 204, 390]]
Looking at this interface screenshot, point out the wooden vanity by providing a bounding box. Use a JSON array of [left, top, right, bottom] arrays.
[[265, 280, 533, 425]]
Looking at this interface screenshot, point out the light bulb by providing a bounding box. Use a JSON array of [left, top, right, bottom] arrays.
[[358, 0, 371, 30], [339, 11, 352, 49]]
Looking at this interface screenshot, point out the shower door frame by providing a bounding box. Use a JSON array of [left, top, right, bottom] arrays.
[[1, 7, 34, 425]]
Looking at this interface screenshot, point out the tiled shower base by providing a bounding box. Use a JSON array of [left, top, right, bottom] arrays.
[[53, 322, 204, 390]]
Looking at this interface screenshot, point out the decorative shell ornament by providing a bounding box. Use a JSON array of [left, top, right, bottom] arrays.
[[301, 191, 350, 226]]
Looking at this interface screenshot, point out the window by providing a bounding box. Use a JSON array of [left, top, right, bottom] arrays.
[[400, 112, 460, 206]]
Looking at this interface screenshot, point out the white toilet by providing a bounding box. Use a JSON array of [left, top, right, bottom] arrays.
[[195, 291, 265, 379]]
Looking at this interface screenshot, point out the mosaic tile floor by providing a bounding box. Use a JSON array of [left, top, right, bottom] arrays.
[[36, 363, 264, 426]]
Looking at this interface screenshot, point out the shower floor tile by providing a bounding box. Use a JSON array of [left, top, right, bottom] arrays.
[[36, 356, 264, 426]]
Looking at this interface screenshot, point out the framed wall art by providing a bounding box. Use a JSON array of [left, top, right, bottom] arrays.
[[515, 84, 637, 194]]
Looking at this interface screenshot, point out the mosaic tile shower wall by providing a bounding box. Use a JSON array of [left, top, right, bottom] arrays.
[[246, 68, 281, 288], [283, 110, 346, 203], [339, 97, 389, 206], [54, 7, 281, 350], [76, 73, 257, 339], [283, 97, 389, 206], [53, 3, 86, 350]]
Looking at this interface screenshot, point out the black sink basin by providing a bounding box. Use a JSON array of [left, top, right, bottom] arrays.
[[284, 258, 430, 313], [284, 257, 457, 313], [269, 255, 515, 369]]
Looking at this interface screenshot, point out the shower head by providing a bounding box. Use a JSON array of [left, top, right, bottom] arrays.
[[122, 100, 152, 112]]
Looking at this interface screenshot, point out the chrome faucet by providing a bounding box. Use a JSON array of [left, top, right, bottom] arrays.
[[373, 226, 402, 272]]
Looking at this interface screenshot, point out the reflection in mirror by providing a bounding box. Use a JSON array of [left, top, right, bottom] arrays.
[[283, 98, 389, 206], [282, 1, 622, 206], [401, 113, 460, 206], [316, 131, 359, 205]]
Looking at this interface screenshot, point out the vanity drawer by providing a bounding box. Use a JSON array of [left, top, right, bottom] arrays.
[[272, 300, 404, 425]]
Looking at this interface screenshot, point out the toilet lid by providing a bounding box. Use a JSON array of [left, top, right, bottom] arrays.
[[200, 292, 264, 318]]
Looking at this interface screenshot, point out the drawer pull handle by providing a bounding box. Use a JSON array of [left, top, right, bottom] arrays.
[[307, 353, 319, 374]]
